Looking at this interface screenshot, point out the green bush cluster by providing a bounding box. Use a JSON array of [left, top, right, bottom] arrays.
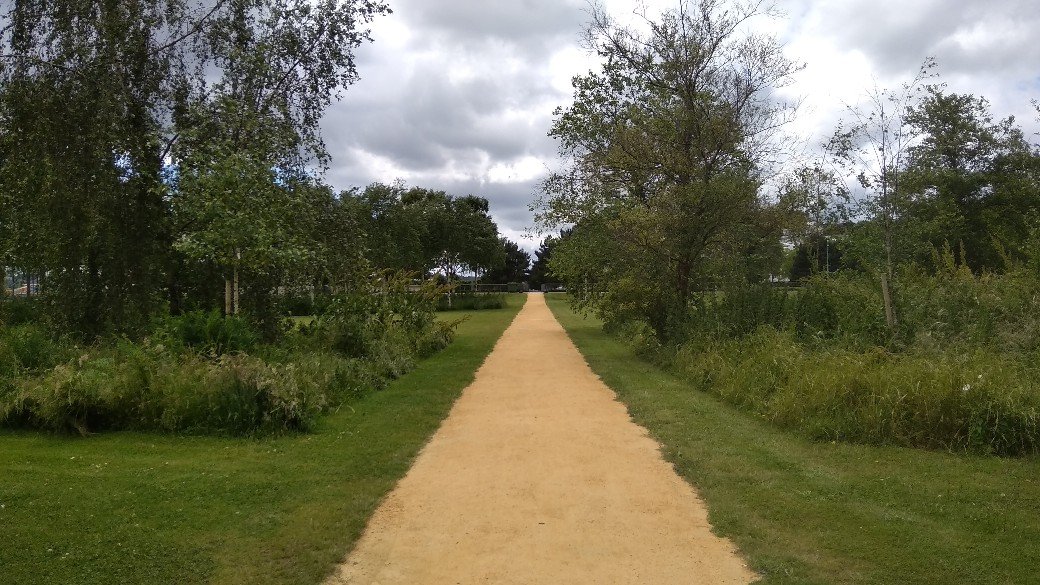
[[0, 322, 74, 374], [436, 293, 507, 311], [684, 268, 1040, 352], [0, 273, 458, 436], [0, 345, 382, 435], [153, 310, 260, 355], [278, 292, 333, 317], [608, 269, 1040, 455]]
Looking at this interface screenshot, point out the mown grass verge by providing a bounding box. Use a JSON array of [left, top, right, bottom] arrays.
[[0, 298, 523, 585], [546, 295, 1040, 584]]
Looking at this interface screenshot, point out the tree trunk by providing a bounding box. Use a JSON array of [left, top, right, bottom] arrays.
[[225, 276, 233, 316], [881, 272, 897, 332], [233, 250, 240, 315]]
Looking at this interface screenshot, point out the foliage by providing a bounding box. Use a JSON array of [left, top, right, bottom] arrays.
[[0, 0, 390, 337], [0, 322, 74, 374], [536, 0, 800, 340], [436, 293, 508, 312], [153, 309, 260, 355], [900, 86, 1040, 270], [484, 238, 530, 283], [353, 183, 506, 280], [788, 233, 847, 282], [527, 232, 564, 289], [593, 265, 1040, 455], [669, 329, 1040, 455], [0, 272, 460, 436], [312, 271, 456, 360]]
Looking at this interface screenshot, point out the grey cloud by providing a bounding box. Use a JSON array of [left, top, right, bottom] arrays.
[[393, 0, 588, 54], [319, 1, 594, 238], [798, 0, 1040, 82]]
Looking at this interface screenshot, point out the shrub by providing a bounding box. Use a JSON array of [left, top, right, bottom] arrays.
[[0, 323, 72, 373], [278, 292, 333, 317], [154, 310, 259, 355], [436, 293, 506, 311], [0, 345, 389, 436], [316, 272, 456, 359], [0, 271, 460, 436], [790, 274, 889, 347], [0, 299, 46, 327]]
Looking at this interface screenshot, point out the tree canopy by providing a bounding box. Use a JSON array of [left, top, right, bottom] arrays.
[[535, 0, 800, 337]]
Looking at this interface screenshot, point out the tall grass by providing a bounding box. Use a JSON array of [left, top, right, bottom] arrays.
[[0, 273, 459, 436], [603, 267, 1040, 455], [670, 329, 1040, 455]]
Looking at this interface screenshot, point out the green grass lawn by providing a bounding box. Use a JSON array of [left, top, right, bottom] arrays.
[[546, 295, 1040, 585], [0, 298, 523, 585]]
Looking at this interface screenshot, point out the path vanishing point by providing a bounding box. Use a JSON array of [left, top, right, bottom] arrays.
[[326, 293, 756, 584]]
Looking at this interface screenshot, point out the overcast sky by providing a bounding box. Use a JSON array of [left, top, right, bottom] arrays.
[[322, 0, 1040, 251]]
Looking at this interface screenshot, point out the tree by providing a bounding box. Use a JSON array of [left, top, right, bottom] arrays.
[[535, 0, 800, 338], [901, 86, 1039, 270], [527, 234, 562, 290], [0, 0, 389, 335], [778, 163, 850, 281], [357, 182, 429, 273], [484, 238, 530, 283], [409, 190, 503, 281], [826, 59, 937, 330]]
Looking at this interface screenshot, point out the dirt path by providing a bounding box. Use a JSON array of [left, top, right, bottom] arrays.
[[326, 293, 756, 584]]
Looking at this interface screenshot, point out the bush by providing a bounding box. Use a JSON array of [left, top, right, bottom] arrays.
[[790, 274, 889, 347], [0, 344, 390, 436], [0, 298, 46, 327], [0, 323, 72, 373], [154, 310, 259, 355], [316, 272, 456, 358], [278, 292, 333, 317], [436, 293, 506, 311], [0, 271, 460, 436]]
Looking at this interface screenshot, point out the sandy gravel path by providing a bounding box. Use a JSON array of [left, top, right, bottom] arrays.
[[326, 293, 756, 584]]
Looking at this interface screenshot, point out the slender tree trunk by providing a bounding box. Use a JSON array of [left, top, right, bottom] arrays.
[[225, 276, 233, 316], [233, 249, 240, 315], [881, 272, 897, 331], [881, 172, 898, 332]]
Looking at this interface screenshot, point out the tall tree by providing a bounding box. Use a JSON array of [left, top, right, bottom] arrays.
[[485, 238, 530, 283], [826, 59, 936, 330], [901, 86, 1039, 270], [0, 0, 389, 334], [528, 229, 571, 289], [535, 0, 800, 337]]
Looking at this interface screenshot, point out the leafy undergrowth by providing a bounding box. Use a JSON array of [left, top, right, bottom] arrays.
[[619, 324, 1040, 455], [0, 298, 523, 585], [547, 295, 1040, 585], [436, 292, 510, 311], [0, 276, 458, 435]]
